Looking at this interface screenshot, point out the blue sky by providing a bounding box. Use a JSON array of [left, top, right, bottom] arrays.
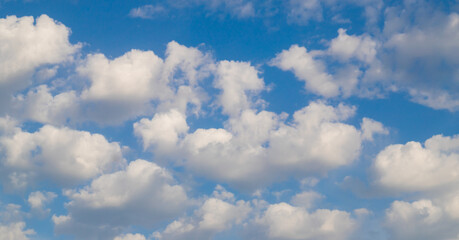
[[1, 0, 459, 239]]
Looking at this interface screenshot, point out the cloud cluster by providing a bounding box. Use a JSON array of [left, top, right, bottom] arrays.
[[53, 159, 188, 239], [0, 204, 35, 240], [1, 3, 458, 238], [135, 99, 386, 189], [361, 133, 459, 239], [0, 119, 125, 190], [0, 14, 79, 112], [273, 1, 459, 111], [10, 37, 212, 125]]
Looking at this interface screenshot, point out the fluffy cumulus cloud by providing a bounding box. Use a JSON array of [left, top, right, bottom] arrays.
[[0, 14, 79, 112], [214, 60, 265, 116], [135, 100, 385, 189], [11, 85, 79, 125], [76, 40, 211, 124], [53, 159, 189, 239], [328, 29, 378, 64], [0, 222, 35, 240], [384, 198, 459, 240], [0, 204, 35, 240], [154, 186, 252, 240], [10, 39, 211, 125], [371, 134, 459, 194], [256, 202, 357, 240], [4, 2, 459, 239], [273, 1, 459, 111], [28, 191, 57, 215], [0, 120, 125, 190], [369, 133, 459, 239], [271, 28, 380, 98]]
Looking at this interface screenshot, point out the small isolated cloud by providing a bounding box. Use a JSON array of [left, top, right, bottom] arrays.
[[129, 5, 166, 19], [28, 191, 57, 215]]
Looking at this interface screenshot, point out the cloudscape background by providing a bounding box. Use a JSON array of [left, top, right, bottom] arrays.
[[1, 0, 459, 239]]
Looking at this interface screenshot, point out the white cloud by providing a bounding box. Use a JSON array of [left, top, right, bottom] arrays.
[[77, 49, 168, 123], [197, 0, 255, 18], [135, 101, 382, 189], [0, 122, 125, 190], [0, 14, 79, 112], [382, 7, 459, 110], [371, 134, 459, 194], [11, 85, 79, 125], [290, 191, 323, 209], [12, 41, 211, 125], [153, 186, 251, 240], [0, 204, 35, 240], [360, 117, 388, 141], [384, 199, 459, 240], [286, 0, 383, 26], [114, 233, 147, 240], [129, 5, 166, 19], [328, 29, 378, 64], [28, 191, 57, 215], [287, 0, 323, 24], [0, 222, 35, 240], [214, 60, 265, 116], [77, 41, 211, 124], [271, 28, 380, 98], [134, 109, 189, 153], [271, 45, 338, 97], [256, 202, 357, 240], [54, 159, 189, 238]]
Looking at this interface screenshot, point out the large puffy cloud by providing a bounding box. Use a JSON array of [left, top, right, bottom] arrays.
[[153, 186, 252, 240], [369, 133, 459, 239], [371, 134, 459, 194], [384, 199, 459, 240], [0, 119, 125, 190], [0, 14, 79, 113], [11, 85, 79, 125], [75, 41, 211, 123], [256, 202, 357, 240], [54, 159, 189, 239], [11, 40, 211, 125], [135, 101, 385, 189]]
